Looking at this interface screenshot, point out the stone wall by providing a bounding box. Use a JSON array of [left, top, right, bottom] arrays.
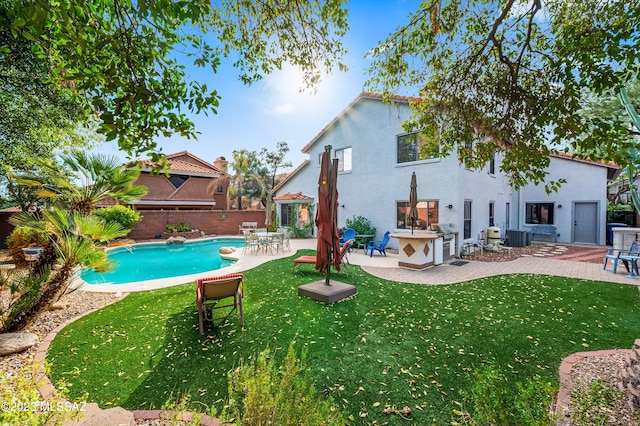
[[618, 338, 640, 410]]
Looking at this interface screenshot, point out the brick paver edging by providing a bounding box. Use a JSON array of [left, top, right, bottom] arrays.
[[32, 297, 220, 425], [554, 349, 632, 425]]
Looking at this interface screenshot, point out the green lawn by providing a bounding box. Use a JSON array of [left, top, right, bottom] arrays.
[[48, 251, 640, 424]]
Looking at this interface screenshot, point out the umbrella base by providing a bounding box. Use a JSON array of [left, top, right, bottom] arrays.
[[298, 280, 356, 304]]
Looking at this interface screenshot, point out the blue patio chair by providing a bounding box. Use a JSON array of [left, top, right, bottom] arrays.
[[604, 240, 640, 276], [366, 231, 391, 257], [340, 228, 356, 252]]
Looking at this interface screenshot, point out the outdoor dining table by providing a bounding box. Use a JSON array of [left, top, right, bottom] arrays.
[[255, 232, 281, 254], [354, 234, 374, 252]]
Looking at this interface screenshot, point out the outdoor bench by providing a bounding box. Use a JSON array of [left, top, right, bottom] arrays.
[[239, 222, 258, 233], [531, 224, 557, 242]]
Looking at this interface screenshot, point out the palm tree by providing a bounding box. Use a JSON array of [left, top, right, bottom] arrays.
[[14, 150, 147, 272], [6, 207, 128, 331], [209, 149, 265, 210], [17, 150, 147, 214], [3, 151, 147, 331]]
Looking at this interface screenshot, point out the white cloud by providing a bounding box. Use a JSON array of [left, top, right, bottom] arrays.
[[266, 102, 297, 115]]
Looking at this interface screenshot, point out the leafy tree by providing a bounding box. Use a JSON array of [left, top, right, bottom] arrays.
[[367, 0, 640, 190], [4, 0, 349, 161], [0, 0, 97, 194], [260, 141, 293, 189]]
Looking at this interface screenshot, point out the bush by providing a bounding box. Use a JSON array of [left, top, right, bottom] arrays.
[[223, 342, 347, 426], [570, 379, 621, 425], [93, 205, 142, 230], [1, 267, 51, 332], [345, 215, 376, 236], [0, 361, 80, 425], [455, 365, 556, 426], [6, 227, 48, 267]]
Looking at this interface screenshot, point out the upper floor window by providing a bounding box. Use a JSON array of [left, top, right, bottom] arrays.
[[397, 132, 439, 164], [318, 148, 352, 172], [526, 202, 554, 224], [168, 175, 188, 189], [335, 147, 352, 172]]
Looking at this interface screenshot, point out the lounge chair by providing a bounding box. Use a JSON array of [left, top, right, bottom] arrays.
[[604, 240, 640, 276], [365, 231, 391, 257], [292, 240, 353, 276], [196, 273, 244, 335]]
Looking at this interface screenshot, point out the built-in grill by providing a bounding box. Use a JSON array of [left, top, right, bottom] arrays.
[[431, 223, 455, 262], [431, 223, 455, 240]]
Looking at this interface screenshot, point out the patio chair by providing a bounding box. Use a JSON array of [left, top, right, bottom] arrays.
[[340, 228, 356, 253], [196, 273, 244, 335], [292, 240, 353, 276], [365, 231, 391, 257], [604, 240, 640, 276]]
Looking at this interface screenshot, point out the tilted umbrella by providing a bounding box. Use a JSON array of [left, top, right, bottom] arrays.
[[315, 145, 341, 284], [409, 172, 418, 235]]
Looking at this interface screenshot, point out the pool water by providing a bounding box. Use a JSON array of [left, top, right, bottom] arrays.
[[80, 238, 243, 285]]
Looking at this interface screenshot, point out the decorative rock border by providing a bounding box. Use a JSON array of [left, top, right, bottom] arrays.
[[32, 299, 220, 425], [619, 339, 640, 411]]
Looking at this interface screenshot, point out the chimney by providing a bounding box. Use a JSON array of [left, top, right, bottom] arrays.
[[214, 156, 228, 172]]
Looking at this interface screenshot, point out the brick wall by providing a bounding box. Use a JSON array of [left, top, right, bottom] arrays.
[[128, 210, 267, 239]]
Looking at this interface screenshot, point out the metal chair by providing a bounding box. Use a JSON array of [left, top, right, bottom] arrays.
[[196, 274, 244, 335]]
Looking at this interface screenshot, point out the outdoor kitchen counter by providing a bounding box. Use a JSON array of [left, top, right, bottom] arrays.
[[390, 232, 443, 270]]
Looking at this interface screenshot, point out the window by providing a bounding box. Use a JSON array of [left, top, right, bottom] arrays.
[[335, 147, 352, 172], [281, 204, 293, 226], [464, 200, 472, 239], [397, 132, 439, 163], [526, 203, 554, 224], [215, 184, 224, 193], [489, 153, 496, 174], [396, 201, 439, 230], [489, 202, 495, 227], [168, 175, 188, 189]]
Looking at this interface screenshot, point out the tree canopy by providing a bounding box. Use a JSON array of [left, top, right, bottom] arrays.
[[3, 0, 349, 162], [367, 0, 640, 190]]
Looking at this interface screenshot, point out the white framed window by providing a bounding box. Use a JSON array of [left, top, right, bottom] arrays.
[[397, 132, 439, 163], [335, 147, 352, 172]]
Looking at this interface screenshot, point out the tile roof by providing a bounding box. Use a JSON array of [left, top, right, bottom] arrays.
[[139, 151, 229, 176], [273, 192, 314, 201]]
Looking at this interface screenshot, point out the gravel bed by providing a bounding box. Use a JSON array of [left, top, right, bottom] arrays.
[[564, 353, 639, 425]]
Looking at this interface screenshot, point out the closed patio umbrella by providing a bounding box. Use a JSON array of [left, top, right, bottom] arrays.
[[315, 145, 341, 284], [409, 172, 418, 235]]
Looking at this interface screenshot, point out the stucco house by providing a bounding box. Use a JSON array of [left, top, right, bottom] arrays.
[[128, 151, 231, 211], [272, 92, 619, 251]]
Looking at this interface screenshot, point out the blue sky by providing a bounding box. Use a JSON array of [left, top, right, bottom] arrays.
[[97, 0, 421, 171]]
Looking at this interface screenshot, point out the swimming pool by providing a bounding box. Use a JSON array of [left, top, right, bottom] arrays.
[[80, 238, 244, 285]]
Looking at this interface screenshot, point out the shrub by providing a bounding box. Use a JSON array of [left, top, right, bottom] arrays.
[[1, 267, 51, 332], [570, 379, 621, 425], [6, 227, 48, 267], [0, 362, 80, 425], [345, 215, 376, 236], [223, 342, 347, 426], [455, 365, 556, 426], [93, 205, 142, 230]]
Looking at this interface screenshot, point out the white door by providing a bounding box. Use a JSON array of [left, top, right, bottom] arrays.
[[573, 202, 598, 244]]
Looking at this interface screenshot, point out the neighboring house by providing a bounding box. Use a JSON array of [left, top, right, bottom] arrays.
[[272, 92, 619, 251], [124, 151, 230, 211]]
